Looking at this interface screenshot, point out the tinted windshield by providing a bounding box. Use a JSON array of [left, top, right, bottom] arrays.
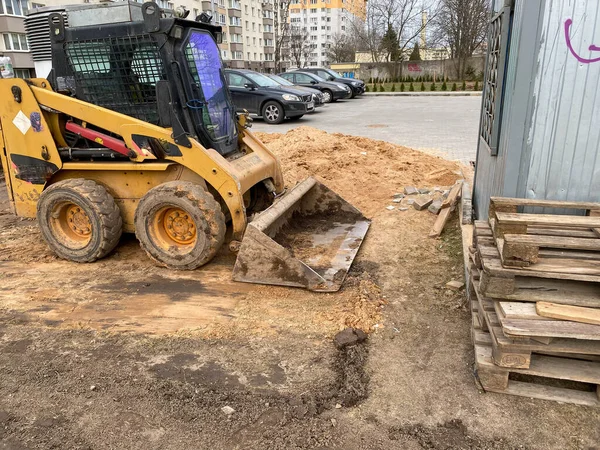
[[184, 30, 237, 148], [325, 69, 343, 78], [268, 74, 294, 86], [246, 72, 280, 87]]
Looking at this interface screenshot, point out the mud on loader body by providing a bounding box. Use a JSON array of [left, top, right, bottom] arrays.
[[0, 2, 369, 291]]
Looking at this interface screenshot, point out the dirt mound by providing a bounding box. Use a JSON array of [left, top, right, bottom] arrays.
[[254, 126, 463, 216]]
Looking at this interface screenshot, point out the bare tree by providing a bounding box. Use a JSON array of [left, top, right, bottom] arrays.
[[433, 0, 490, 78], [274, 0, 293, 72], [327, 32, 357, 63], [287, 26, 312, 68]]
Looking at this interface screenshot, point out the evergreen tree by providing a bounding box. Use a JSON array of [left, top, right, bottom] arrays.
[[409, 82, 415, 92], [451, 82, 457, 91], [420, 82, 425, 91], [462, 80, 467, 90], [379, 84, 385, 92], [391, 84, 396, 92], [431, 82, 437, 91], [400, 83, 405, 92], [409, 43, 421, 61], [441, 81, 447, 91], [474, 81, 480, 90]]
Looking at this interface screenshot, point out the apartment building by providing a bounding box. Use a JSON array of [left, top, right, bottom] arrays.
[[0, 0, 39, 77], [1, 0, 276, 78], [287, 0, 365, 67]]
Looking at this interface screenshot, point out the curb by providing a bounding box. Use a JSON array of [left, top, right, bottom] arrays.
[[362, 91, 482, 97]]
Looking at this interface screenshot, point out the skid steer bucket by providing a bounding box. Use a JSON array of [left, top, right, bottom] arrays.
[[232, 177, 370, 292]]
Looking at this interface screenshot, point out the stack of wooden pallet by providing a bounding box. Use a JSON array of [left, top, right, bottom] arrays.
[[468, 197, 600, 407]]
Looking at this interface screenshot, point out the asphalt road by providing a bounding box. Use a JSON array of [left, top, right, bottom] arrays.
[[251, 95, 482, 163]]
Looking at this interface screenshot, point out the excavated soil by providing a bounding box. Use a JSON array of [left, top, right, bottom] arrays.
[[1, 128, 598, 449]]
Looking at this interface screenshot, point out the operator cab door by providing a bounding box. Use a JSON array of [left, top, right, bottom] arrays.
[[226, 72, 261, 114], [295, 72, 319, 89]]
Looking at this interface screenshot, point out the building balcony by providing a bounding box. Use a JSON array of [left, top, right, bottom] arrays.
[[262, 17, 273, 25], [263, 32, 274, 40], [264, 61, 275, 69], [229, 42, 243, 52], [263, 46, 275, 54], [228, 25, 243, 34], [201, 1, 212, 11], [262, 2, 273, 11], [228, 60, 245, 69], [227, 8, 241, 17]]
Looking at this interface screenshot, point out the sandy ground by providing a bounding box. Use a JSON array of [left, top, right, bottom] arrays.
[[1, 128, 599, 449]]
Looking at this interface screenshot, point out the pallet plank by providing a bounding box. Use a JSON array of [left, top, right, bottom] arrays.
[[501, 318, 600, 341], [536, 302, 600, 326], [495, 212, 600, 229]]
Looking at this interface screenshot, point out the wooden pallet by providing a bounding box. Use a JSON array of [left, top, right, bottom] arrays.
[[469, 278, 600, 369], [489, 197, 600, 218], [473, 222, 600, 297], [470, 299, 600, 407]]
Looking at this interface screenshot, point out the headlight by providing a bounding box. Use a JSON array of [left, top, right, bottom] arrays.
[[351, 81, 360, 86], [282, 94, 300, 101]]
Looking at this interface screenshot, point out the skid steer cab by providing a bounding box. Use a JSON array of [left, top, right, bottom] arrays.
[[0, 2, 369, 292]]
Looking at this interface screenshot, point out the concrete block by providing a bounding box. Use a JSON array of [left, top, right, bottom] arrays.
[[404, 186, 418, 195], [413, 196, 433, 211], [428, 199, 443, 215]]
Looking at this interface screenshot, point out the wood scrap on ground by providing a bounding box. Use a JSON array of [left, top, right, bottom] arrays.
[[429, 180, 463, 238]]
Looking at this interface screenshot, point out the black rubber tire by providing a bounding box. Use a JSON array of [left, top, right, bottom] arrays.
[[36, 179, 122, 262], [134, 181, 226, 270], [349, 90, 357, 99], [322, 89, 333, 103], [262, 101, 285, 124]]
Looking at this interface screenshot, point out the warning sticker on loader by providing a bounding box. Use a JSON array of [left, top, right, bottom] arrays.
[[12, 110, 31, 135]]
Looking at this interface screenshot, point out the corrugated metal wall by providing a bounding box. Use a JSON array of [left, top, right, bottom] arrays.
[[474, 0, 543, 218], [474, 0, 600, 218], [521, 0, 600, 209]]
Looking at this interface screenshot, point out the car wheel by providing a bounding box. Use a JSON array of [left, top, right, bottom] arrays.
[[321, 90, 333, 103], [350, 90, 357, 99], [262, 101, 284, 124]]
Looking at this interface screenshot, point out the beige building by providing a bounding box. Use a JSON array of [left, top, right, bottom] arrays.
[[1, 0, 277, 78]]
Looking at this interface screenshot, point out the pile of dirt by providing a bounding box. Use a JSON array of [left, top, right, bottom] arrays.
[[255, 127, 463, 216]]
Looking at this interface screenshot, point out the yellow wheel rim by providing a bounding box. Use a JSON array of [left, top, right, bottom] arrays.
[[151, 207, 198, 249], [50, 201, 92, 249]]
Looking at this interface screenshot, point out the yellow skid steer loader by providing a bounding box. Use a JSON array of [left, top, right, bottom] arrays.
[[0, 2, 369, 291]]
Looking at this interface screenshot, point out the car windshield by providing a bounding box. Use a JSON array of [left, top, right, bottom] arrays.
[[246, 72, 280, 87], [325, 69, 343, 78], [184, 30, 237, 149], [268, 74, 294, 86]]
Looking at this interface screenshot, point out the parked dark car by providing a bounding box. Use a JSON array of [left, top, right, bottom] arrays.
[[278, 71, 350, 103], [265, 74, 325, 108], [293, 68, 365, 98], [224, 69, 314, 124]]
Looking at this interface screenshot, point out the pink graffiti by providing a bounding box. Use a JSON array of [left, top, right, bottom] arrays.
[[564, 18, 600, 64], [407, 63, 421, 72]]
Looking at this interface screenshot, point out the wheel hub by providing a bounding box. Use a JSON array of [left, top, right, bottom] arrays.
[[66, 204, 91, 237], [163, 208, 196, 244]]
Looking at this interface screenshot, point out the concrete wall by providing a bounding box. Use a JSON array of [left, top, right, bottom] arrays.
[[331, 56, 485, 81]]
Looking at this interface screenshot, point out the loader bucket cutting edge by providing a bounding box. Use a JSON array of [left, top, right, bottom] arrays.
[[232, 177, 370, 292]]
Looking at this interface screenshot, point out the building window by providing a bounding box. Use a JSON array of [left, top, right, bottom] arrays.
[[31, 2, 44, 8], [253, 37, 256, 45], [245, 20, 249, 30], [310, 61, 317, 66], [2, 33, 28, 51], [14, 68, 30, 78], [1, 0, 30, 15], [247, 52, 250, 60], [252, 22, 255, 31], [321, 25, 325, 30], [310, 8, 316, 13], [253, 52, 257, 60], [251, 7, 254, 16], [230, 16, 241, 26], [222, 49, 228, 59]]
